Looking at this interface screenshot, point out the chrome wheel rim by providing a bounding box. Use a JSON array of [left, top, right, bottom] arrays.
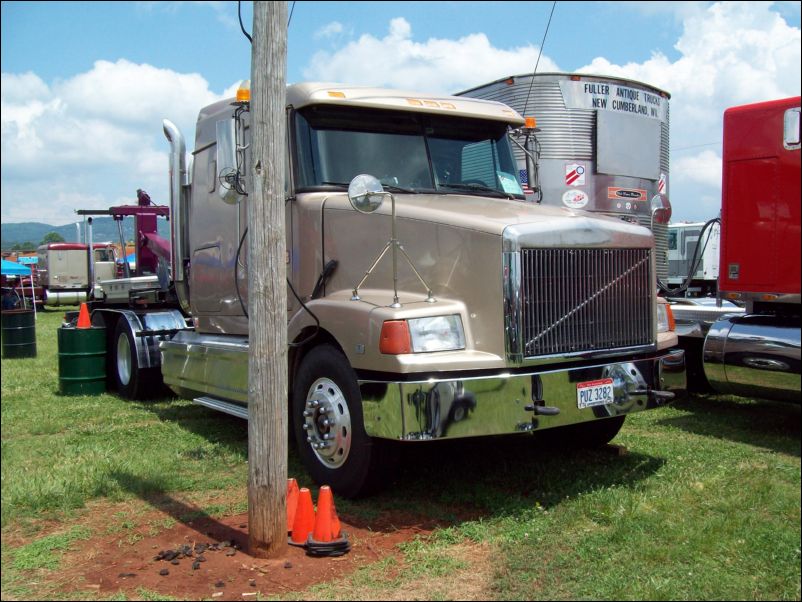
[[117, 333, 132, 386], [303, 378, 352, 469]]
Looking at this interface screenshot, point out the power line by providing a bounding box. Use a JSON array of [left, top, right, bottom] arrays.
[[671, 141, 721, 152], [288, 1, 297, 27], [523, 1, 558, 117]]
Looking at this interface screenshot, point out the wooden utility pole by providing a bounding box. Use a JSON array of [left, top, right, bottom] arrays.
[[247, 0, 288, 559]]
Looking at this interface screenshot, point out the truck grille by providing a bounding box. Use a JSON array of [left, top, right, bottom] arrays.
[[520, 248, 653, 357]]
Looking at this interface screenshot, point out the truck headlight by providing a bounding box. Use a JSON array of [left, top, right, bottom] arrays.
[[408, 315, 466, 353], [656, 302, 676, 333]]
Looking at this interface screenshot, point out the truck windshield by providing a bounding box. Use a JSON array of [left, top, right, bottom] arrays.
[[294, 106, 523, 199]]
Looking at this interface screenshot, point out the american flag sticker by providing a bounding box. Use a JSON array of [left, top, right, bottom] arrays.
[[519, 169, 530, 189], [565, 163, 586, 186]]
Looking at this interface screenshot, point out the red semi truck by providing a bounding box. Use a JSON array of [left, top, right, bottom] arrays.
[[674, 96, 801, 401]]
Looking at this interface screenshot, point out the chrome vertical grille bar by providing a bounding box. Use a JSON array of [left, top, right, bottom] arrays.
[[519, 248, 653, 358]]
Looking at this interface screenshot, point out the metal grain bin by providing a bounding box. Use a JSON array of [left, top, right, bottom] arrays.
[[458, 73, 672, 280]]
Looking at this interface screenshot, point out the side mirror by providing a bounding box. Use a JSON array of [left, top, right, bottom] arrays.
[[650, 194, 672, 226], [348, 174, 388, 214]]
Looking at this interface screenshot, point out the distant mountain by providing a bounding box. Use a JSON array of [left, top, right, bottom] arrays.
[[1, 217, 170, 251]]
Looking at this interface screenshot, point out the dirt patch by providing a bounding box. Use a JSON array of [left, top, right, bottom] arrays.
[[53, 508, 445, 600]]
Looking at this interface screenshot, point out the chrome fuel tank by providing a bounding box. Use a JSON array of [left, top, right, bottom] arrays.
[[703, 314, 801, 402]]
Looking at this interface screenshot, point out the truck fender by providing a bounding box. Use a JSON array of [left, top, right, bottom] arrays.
[[99, 308, 188, 369], [287, 298, 366, 366]]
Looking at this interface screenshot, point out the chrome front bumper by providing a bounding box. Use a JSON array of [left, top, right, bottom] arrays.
[[359, 349, 686, 440]]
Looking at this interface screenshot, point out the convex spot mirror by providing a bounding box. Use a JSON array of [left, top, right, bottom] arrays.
[[650, 194, 672, 225], [216, 119, 242, 205], [348, 174, 388, 214]]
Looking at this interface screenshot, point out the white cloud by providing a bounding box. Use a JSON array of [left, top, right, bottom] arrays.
[[302, 17, 559, 93], [58, 59, 220, 126], [1, 60, 228, 224], [137, 1, 239, 30], [576, 1, 800, 221], [673, 149, 723, 189], [315, 21, 345, 40]]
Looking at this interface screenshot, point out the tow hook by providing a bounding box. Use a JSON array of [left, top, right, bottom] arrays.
[[526, 375, 560, 415], [630, 389, 675, 405]]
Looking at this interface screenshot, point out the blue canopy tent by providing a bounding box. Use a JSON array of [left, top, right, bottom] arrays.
[[1, 259, 36, 318], [1, 259, 32, 275]]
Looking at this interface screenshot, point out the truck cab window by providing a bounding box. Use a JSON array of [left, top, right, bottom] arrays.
[[294, 106, 522, 199]]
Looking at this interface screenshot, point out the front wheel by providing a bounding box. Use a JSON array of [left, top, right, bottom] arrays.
[[292, 345, 393, 498]]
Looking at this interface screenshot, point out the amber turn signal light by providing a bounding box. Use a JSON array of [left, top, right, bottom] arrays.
[[379, 320, 411, 355]]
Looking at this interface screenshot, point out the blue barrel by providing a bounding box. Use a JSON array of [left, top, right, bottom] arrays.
[[1, 309, 37, 358], [58, 326, 107, 395]]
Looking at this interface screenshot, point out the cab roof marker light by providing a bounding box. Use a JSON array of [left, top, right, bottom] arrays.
[[236, 80, 251, 103], [327, 90, 346, 98]]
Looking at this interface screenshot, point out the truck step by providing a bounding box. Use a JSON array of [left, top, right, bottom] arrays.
[[193, 396, 248, 420]]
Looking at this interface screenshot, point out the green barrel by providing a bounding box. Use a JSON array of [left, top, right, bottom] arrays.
[[58, 326, 107, 395], [1, 309, 37, 359]]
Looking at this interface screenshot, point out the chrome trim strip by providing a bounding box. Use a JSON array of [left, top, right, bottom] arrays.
[[194, 396, 249, 420], [503, 251, 523, 364]]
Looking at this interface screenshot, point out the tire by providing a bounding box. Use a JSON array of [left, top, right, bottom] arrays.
[[112, 318, 160, 400], [292, 344, 393, 498]]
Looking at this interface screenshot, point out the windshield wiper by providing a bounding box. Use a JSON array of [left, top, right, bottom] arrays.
[[438, 183, 512, 199], [320, 181, 417, 194], [381, 184, 418, 194]]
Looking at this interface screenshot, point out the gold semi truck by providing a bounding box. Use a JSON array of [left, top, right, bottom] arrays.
[[83, 82, 686, 497]]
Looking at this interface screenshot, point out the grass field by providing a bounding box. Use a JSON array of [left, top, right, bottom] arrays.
[[1, 308, 800, 600]]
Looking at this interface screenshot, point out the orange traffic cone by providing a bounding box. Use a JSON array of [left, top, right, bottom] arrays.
[[286, 478, 300, 533], [312, 485, 339, 542], [307, 485, 350, 557], [76, 303, 91, 329], [289, 487, 315, 546]]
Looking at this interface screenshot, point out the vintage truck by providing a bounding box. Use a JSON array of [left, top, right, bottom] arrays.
[[37, 242, 118, 306], [83, 82, 686, 497]]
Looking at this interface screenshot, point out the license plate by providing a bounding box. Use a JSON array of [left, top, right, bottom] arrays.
[[577, 378, 614, 409]]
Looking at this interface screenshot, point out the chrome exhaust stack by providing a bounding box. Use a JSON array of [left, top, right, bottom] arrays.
[[162, 119, 191, 314]]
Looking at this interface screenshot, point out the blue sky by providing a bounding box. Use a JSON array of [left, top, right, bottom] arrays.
[[2, 1, 800, 226]]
